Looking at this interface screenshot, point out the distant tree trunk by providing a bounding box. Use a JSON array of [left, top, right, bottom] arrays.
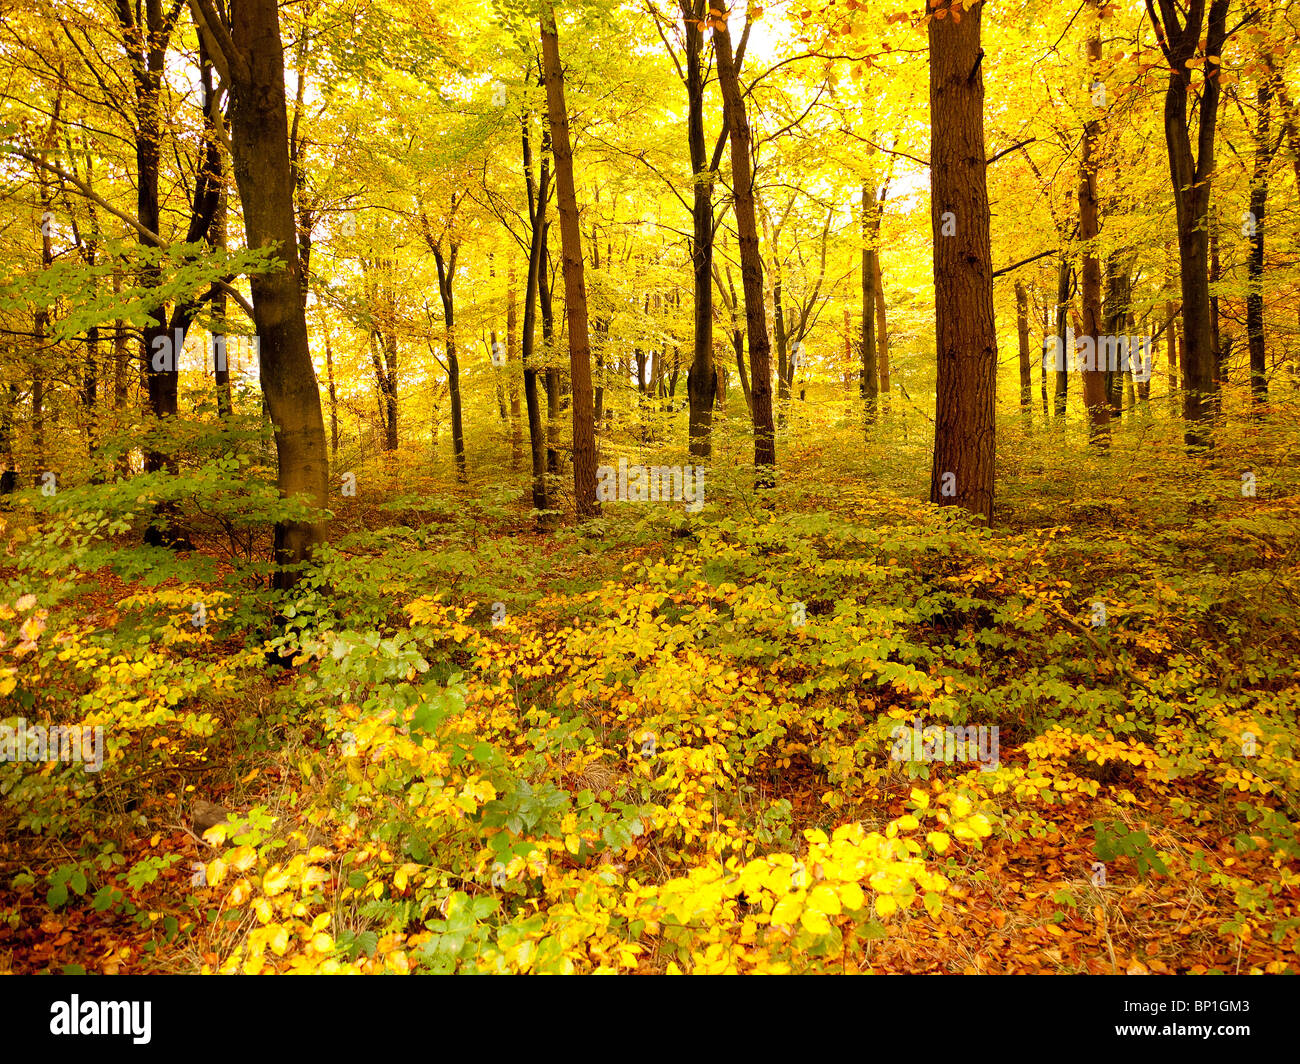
[[927, 0, 996, 523], [433, 241, 466, 479], [1247, 76, 1272, 407], [321, 312, 339, 461], [714, 16, 775, 478], [191, 0, 331, 584], [1015, 281, 1032, 417], [1102, 253, 1134, 419], [507, 267, 523, 466], [861, 184, 878, 427], [1053, 255, 1071, 418], [874, 251, 889, 399], [1148, 0, 1230, 449], [1210, 211, 1225, 390]]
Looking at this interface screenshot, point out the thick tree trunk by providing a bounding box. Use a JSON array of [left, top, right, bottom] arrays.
[[682, 0, 716, 458], [714, 17, 775, 478], [927, 0, 997, 523], [1151, 0, 1230, 449], [195, 0, 330, 585]]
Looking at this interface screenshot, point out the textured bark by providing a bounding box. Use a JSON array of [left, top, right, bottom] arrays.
[[540, 0, 598, 518], [193, 0, 331, 584], [1079, 0, 1109, 443], [1147, 0, 1230, 449], [714, 18, 775, 477], [681, 0, 717, 458], [927, 1, 997, 524]]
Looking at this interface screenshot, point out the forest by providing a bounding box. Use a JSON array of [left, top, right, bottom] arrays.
[[0, 0, 1297, 980]]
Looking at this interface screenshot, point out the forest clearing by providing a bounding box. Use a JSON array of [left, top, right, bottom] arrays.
[[0, 0, 1298, 999]]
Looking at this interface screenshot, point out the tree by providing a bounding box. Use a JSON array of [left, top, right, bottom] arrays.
[[713, 12, 775, 478], [1145, 0, 1231, 449], [188, 0, 330, 584], [540, 0, 598, 518], [927, 0, 996, 524]]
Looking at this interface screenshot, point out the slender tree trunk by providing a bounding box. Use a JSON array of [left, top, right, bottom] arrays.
[[874, 251, 889, 400], [507, 267, 523, 467], [521, 109, 551, 518], [927, 0, 997, 523], [434, 244, 465, 478], [1079, 0, 1108, 443], [1052, 256, 1071, 418], [1247, 76, 1272, 406], [1016, 280, 1032, 417], [541, 0, 598, 518], [861, 185, 878, 427], [714, 17, 775, 478], [321, 314, 339, 461]]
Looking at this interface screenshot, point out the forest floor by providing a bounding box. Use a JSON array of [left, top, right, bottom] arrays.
[[2, 398, 1299, 974]]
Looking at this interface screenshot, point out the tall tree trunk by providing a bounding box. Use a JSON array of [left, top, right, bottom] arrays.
[[1079, 0, 1108, 443], [714, 16, 775, 478], [191, 0, 331, 585], [521, 107, 551, 518], [682, 0, 717, 458], [928, 0, 997, 523], [541, 0, 598, 518], [861, 184, 878, 427], [1148, 0, 1230, 449], [1247, 76, 1272, 406], [433, 243, 465, 479]]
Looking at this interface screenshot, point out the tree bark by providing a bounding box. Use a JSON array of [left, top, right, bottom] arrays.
[[927, 0, 997, 524], [714, 16, 775, 478], [1147, 0, 1230, 450], [1079, 0, 1109, 443], [540, 0, 598, 518], [190, 0, 331, 585]]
